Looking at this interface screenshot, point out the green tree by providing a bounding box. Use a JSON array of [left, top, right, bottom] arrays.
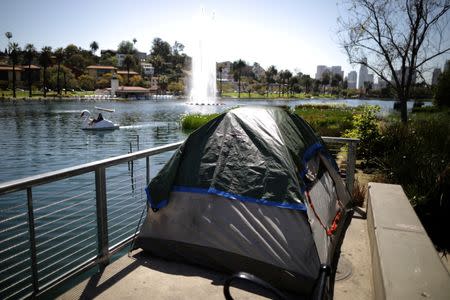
[[123, 54, 136, 85], [99, 52, 118, 66], [158, 75, 169, 94], [168, 81, 184, 95], [288, 74, 299, 96], [64, 44, 79, 58], [150, 38, 172, 75], [282, 70, 292, 96], [339, 0, 450, 123], [96, 72, 114, 89], [265, 65, 277, 97], [232, 59, 246, 98], [300, 74, 313, 94], [217, 65, 223, 96], [90, 41, 99, 55], [150, 38, 171, 60], [117, 40, 135, 54], [23, 43, 36, 97], [65, 53, 88, 77], [8, 42, 21, 98], [39, 46, 52, 97], [78, 74, 95, 91], [54, 47, 65, 95], [434, 64, 450, 107], [321, 71, 331, 94], [48, 65, 77, 91], [331, 73, 343, 95]]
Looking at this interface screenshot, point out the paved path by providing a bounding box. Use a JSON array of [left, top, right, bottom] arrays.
[[59, 213, 373, 300], [334, 212, 373, 299]]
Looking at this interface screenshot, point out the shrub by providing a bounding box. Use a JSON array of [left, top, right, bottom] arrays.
[[378, 112, 450, 250], [344, 105, 381, 164], [78, 74, 95, 91]]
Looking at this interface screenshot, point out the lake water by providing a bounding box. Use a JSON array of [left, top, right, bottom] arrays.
[[0, 97, 424, 182], [0, 97, 426, 298]]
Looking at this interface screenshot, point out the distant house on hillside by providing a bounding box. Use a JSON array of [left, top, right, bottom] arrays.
[[141, 63, 154, 77], [116, 70, 139, 78], [109, 86, 152, 98], [86, 65, 117, 80], [0, 65, 23, 82]]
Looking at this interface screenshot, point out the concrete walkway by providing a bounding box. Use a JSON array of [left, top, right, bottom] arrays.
[[58, 211, 373, 300], [334, 211, 373, 299]]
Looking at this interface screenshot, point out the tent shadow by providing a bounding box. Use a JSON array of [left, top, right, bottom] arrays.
[[129, 250, 302, 299]]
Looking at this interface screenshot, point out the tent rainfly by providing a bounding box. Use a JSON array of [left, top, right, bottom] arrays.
[[136, 106, 354, 298]]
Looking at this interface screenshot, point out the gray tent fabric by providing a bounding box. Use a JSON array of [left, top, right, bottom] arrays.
[[137, 106, 352, 296]]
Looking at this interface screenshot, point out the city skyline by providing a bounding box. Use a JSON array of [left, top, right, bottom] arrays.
[[1, 0, 360, 77]]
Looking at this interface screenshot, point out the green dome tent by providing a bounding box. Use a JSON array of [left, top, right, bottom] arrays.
[[136, 106, 354, 298]]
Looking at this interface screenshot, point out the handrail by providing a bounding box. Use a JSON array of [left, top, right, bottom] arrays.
[[0, 141, 183, 196]]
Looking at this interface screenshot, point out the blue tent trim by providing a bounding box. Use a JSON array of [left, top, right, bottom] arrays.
[[300, 142, 324, 177], [146, 185, 307, 212], [145, 187, 168, 210], [171, 185, 307, 211]]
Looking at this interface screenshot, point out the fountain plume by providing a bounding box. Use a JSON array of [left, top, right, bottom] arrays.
[[189, 9, 217, 104]]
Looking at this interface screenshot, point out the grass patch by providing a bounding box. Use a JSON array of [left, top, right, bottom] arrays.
[[294, 104, 361, 136], [221, 92, 335, 99], [180, 113, 221, 131], [0, 89, 95, 99]]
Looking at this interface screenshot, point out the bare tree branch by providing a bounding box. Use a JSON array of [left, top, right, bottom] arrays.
[[338, 0, 450, 122]]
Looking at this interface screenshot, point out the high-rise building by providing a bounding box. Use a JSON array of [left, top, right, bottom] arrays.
[[331, 66, 343, 77], [444, 60, 450, 72], [347, 71, 357, 89], [358, 58, 369, 89], [368, 74, 374, 85], [432, 68, 442, 85], [315, 65, 329, 80]]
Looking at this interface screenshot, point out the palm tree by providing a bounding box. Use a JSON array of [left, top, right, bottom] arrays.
[[123, 54, 135, 85], [90, 41, 99, 55], [54, 48, 65, 95], [24, 44, 36, 97], [217, 66, 223, 97], [132, 38, 137, 45], [9, 42, 21, 98], [232, 59, 246, 98], [265, 65, 277, 97], [39, 46, 52, 98]]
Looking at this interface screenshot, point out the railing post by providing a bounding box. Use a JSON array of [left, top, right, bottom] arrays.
[[146, 156, 150, 185], [346, 141, 357, 195], [95, 167, 109, 270], [27, 187, 40, 296]]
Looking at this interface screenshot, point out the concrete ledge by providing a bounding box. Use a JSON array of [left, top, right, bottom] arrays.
[[367, 182, 450, 300]]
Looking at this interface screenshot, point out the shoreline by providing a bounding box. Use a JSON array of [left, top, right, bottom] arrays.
[[0, 96, 433, 103]]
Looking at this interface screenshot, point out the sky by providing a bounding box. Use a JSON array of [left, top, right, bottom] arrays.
[[1, 0, 449, 79]]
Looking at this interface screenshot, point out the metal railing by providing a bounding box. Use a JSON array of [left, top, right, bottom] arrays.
[[322, 137, 359, 194], [0, 137, 357, 299], [0, 142, 181, 299]]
